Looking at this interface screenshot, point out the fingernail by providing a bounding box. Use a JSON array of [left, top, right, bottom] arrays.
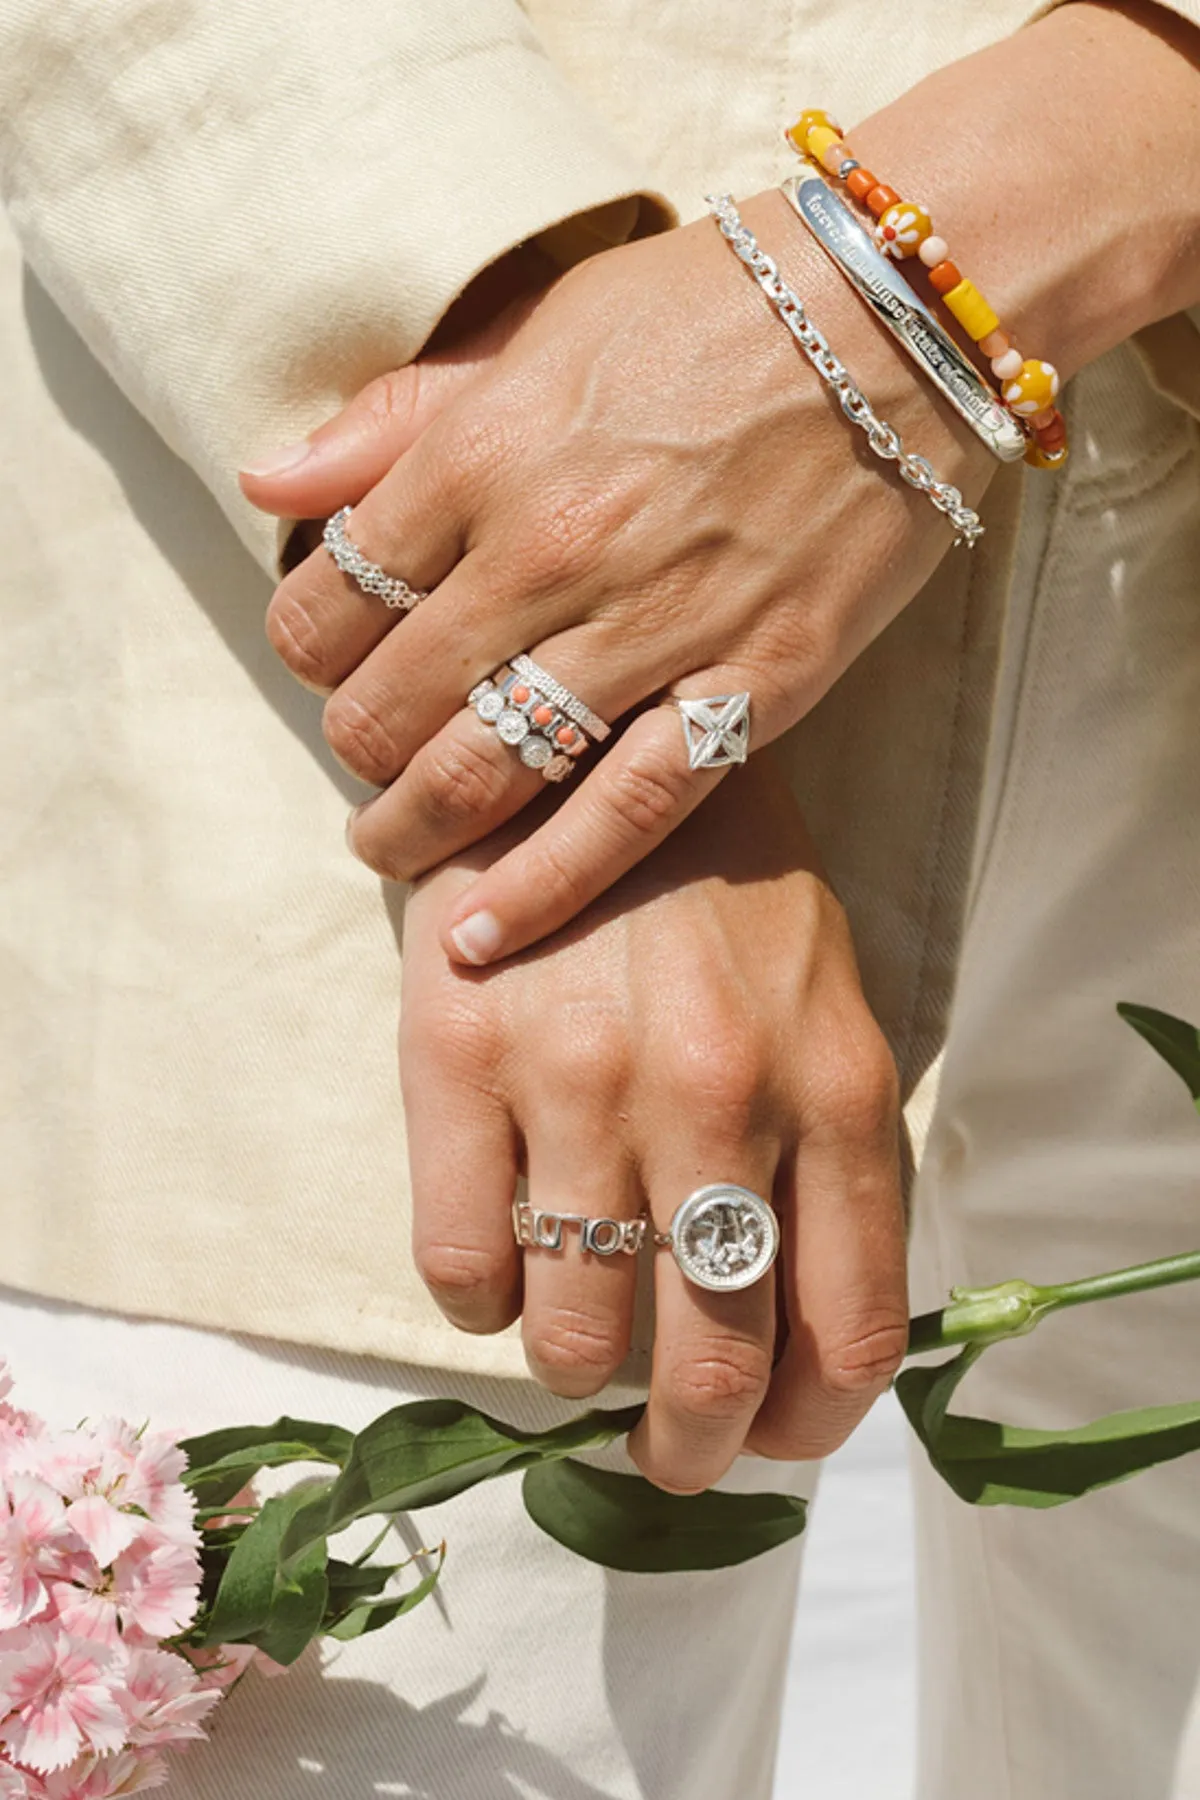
[[240, 439, 314, 479], [449, 910, 504, 965]]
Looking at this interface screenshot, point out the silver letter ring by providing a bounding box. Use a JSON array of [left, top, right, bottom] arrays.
[[512, 1202, 647, 1257]]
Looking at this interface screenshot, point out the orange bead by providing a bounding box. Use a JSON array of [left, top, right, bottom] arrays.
[[512, 685, 531, 704], [928, 260, 962, 296], [556, 726, 576, 748], [1028, 406, 1057, 431], [978, 329, 1011, 360], [865, 184, 900, 217], [846, 167, 877, 202], [532, 704, 554, 727], [1025, 441, 1069, 470], [1036, 414, 1067, 450]]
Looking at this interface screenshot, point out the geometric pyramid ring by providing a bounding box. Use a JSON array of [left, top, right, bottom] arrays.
[[667, 692, 751, 771]]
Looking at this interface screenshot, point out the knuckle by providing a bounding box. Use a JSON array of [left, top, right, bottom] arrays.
[[660, 1011, 763, 1129], [266, 589, 334, 690], [608, 749, 692, 842], [813, 1023, 900, 1145], [347, 811, 415, 884], [416, 1239, 509, 1318], [415, 734, 511, 832], [520, 485, 623, 590], [820, 1316, 909, 1399], [525, 1308, 624, 1395], [527, 833, 595, 918], [420, 1001, 506, 1087], [323, 692, 402, 786], [361, 367, 420, 435], [663, 1337, 773, 1423], [550, 1014, 631, 1106]]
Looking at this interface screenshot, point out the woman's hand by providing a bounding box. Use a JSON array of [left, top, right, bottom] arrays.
[[245, 3, 1200, 969], [248, 183, 992, 967], [398, 754, 907, 1492]]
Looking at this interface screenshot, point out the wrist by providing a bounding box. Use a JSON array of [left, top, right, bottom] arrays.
[[842, 1, 1200, 383]]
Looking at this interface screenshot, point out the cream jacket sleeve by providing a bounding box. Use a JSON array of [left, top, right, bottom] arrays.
[[0, 0, 674, 573]]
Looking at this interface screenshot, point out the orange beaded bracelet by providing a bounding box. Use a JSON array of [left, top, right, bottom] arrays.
[[784, 112, 1068, 469]]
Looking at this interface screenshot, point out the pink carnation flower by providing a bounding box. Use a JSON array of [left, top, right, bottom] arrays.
[[42, 1751, 167, 1798], [179, 1645, 257, 1693], [0, 1480, 81, 1632], [118, 1652, 218, 1750], [109, 1536, 201, 1642], [0, 1630, 126, 1775], [0, 1759, 43, 1799]]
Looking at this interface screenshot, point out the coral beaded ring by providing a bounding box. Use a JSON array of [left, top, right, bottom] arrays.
[[468, 657, 609, 784], [784, 111, 1068, 469]]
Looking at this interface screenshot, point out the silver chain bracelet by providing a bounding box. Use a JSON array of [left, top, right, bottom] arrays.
[[705, 193, 984, 548]]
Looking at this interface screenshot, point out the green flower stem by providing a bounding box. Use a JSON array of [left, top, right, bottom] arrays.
[[906, 1248, 1200, 1357], [1046, 1247, 1200, 1311]]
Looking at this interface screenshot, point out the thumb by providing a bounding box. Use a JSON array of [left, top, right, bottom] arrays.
[[239, 278, 547, 520], [238, 359, 464, 520]]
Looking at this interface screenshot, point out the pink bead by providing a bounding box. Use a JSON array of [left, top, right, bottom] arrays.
[[821, 141, 845, 174], [992, 347, 1023, 382], [1028, 405, 1057, 429], [918, 234, 949, 268], [978, 328, 1011, 359]]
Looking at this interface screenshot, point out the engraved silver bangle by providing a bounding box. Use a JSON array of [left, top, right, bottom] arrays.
[[323, 506, 429, 612], [779, 167, 1026, 464], [705, 193, 984, 548], [511, 654, 611, 743]]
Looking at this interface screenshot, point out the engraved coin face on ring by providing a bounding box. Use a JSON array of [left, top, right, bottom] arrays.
[[668, 1185, 779, 1292]]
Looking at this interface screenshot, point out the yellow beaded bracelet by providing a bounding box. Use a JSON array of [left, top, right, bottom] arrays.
[[784, 112, 1068, 469]]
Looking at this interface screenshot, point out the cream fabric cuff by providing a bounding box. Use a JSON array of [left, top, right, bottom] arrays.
[[0, 0, 675, 576]]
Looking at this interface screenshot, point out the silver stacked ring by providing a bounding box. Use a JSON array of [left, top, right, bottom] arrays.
[[511, 654, 611, 744], [468, 658, 609, 784], [323, 506, 429, 612]]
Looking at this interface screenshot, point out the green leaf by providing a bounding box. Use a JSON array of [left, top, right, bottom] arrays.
[[323, 1556, 403, 1607], [196, 1481, 330, 1664], [326, 1550, 445, 1640], [181, 1418, 353, 1509], [280, 1398, 643, 1571], [521, 1460, 808, 1572], [896, 1359, 1200, 1506], [1118, 1003, 1200, 1113]]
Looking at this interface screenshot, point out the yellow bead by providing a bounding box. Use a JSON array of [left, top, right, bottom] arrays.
[[1003, 358, 1061, 417], [941, 278, 1001, 343], [784, 109, 841, 152], [805, 124, 843, 163]]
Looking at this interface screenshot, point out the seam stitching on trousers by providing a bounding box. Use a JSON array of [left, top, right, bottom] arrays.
[[958, 444, 1070, 948], [895, 546, 976, 1089]]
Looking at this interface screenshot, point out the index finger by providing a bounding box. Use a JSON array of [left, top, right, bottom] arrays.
[[441, 695, 744, 968]]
